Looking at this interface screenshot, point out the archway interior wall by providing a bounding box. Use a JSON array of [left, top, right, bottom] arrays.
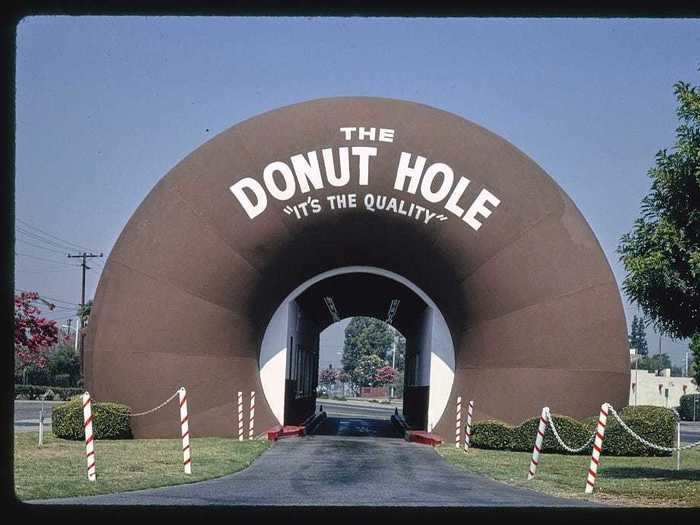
[[259, 266, 456, 430]]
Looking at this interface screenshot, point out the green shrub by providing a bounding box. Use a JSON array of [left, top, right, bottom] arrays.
[[469, 406, 675, 457], [679, 394, 700, 421], [47, 344, 81, 387], [470, 420, 515, 450], [511, 414, 595, 454], [15, 385, 83, 401], [602, 405, 675, 457], [25, 366, 51, 386], [52, 398, 132, 440]]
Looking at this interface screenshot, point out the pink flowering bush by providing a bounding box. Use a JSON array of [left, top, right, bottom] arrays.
[[15, 291, 58, 369]]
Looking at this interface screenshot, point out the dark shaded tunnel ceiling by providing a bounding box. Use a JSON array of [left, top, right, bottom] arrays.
[[294, 272, 427, 336]]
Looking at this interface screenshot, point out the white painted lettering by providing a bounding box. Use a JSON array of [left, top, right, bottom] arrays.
[[462, 189, 501, 231]]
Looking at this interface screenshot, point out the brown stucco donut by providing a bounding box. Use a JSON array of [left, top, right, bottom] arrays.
[[85, 97, 629, 438]]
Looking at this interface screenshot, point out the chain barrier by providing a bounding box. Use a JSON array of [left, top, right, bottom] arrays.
[[607, 405, 700, 452], [86, 389, 181, 418], [545, 408, 596, 453], [128, 390, 181, 417]]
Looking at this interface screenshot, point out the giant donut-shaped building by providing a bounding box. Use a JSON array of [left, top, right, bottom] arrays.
[[84, 97, 630, 438]]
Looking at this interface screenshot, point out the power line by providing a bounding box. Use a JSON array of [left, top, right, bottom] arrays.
[[15, 252, 77, 266], [17, 227, 76, 252], [39, 295, 80, 306], [17, 261, 80, 271], [15, 237, 70, 255], [48, 305, 78, 311], [16, 218, 97, 253], [21, 267, 81, 275], [14, 289, 80, 306]]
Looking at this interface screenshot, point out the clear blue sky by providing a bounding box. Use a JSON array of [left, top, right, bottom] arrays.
[[14, 16, 700, 369]]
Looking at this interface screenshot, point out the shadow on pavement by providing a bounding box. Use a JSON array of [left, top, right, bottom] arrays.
[[311, 416, 403, 438]]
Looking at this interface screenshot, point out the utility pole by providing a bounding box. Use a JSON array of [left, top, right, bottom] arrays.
[[67, 252, 103, 379], [390, 339, 396, 399]]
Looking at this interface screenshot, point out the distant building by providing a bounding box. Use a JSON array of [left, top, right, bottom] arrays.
[[629, 368, 699, 408]]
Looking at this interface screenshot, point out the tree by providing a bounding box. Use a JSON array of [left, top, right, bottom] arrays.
[[351, 354, 385, 389], [628, 315, 649, 356], [618, 77, 700, 341], [14, 292, 59, 370], [319, 366, 338, 390], [375, 365, 397, 386], [636, 353, 673, 373], [77, 299, 93, 325], [690, 334, 700, 386], [47, 343, 82, 387], [341, 316, 394, 376]]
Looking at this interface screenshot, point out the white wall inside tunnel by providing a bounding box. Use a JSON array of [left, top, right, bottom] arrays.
[[259, 266, 456, 431]]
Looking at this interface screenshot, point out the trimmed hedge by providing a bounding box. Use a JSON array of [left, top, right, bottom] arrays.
[[511, 414, 595, 455], [468, 405, 674, 457], [679, 394, 700, 421], [602, 406, 675, 457], [52, 398, 132, 440], [470, 420, 515, 450], [15, 385, 83, 401]]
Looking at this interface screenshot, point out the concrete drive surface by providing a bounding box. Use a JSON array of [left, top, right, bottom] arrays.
[[680, 421, 700, 444], [33, 418, 597, 507], [320, 399, 398, 420]]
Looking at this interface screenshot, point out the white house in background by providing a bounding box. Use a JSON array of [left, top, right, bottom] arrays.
[[629, 368, 699, 408]]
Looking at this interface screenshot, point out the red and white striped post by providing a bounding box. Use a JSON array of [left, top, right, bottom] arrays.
[[82, 391, 96, 481], [464, 400, 474, 451], [584, 403, 610, 494], [237, 391, 244, 441], [248, 391, 255, 439], [178, 387, 192, 474], [527, 406, 549, 480], [455, 396, 462, 447]]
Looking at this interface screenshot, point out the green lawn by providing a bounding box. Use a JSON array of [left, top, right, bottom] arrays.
[[437, 445, 700, 507], [14, 432, 270, 501]]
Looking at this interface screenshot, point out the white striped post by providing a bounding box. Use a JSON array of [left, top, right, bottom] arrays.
[[82, 391, 96, 481], [464, 400, 474, 451], [237, 391, 244, 441], [455, 396, 462, 447], [179, 387, 192, 474], [248, 391, 255, 439], [584, 403, 609, 494], [527, 406, 549, 480]]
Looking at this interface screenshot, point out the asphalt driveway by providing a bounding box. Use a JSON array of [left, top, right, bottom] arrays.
[[32, 416, 597, 507]]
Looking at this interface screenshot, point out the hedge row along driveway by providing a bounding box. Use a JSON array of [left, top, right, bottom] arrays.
[[470, 406, 676, 456]]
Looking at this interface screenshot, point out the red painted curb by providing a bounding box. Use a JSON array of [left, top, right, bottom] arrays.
[[406, 431, 443, 446], [265, 425, 305, 441]]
